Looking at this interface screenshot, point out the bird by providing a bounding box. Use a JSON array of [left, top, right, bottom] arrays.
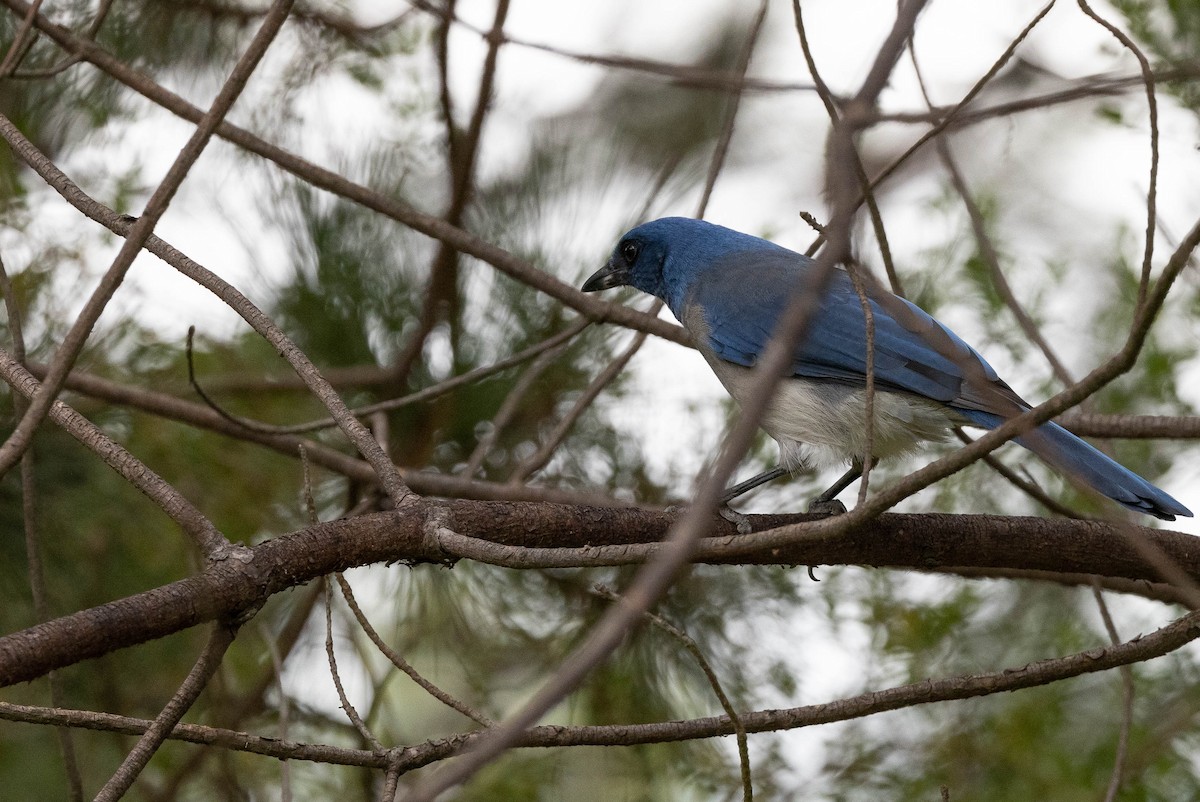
[[581, 217, 1191, 521]]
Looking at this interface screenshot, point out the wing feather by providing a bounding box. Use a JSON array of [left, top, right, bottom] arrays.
[[688, 251, 1025, 413]]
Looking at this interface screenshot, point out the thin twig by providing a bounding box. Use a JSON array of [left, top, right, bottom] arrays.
[[186, 325, 273, 432], [93, 623, 237, 802], [389, 0, 511, 389], [0, 252, 84, 801], [1076, 0, 1159, 308], [793, 0, 905, 294], [846, 262, 876, 505], [0, 0, 297, 502], [9, 0, 113, 78], [592, 585, 752, 802], [1091, 582, 1134, 802], [462, 341, 568, 477], [335, 573, 493, 726], [0, 0, 43, 76], [936, 137, 1076, 385], [953, 428, 1082, 518], [696, 0, 769, 218], [259, 623, 293, 802], [189, 319, 590, 436], [324, 577, 385, 753], [508, 326, 648, 483], [407, 0, 815, 96], [16, 407, 84, 802], [880, 65, 1200, 128]]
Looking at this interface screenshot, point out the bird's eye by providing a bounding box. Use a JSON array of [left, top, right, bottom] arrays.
[[620, 241, 640, 264]]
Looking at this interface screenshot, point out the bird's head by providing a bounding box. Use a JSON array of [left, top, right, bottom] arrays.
[[582, 218, 683, 301], [582, 217, 786, 315]]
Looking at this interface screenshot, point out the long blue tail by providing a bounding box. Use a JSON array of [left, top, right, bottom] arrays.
[[958, 410, 1192, 521]]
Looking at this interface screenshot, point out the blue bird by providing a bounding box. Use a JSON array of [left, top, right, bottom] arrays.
[[582, 217, 1192, 521]]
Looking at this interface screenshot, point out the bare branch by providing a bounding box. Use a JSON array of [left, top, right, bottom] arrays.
[[0, 0, 297, 506], [3, 604, 1198, 777], [0, 0, 687, 347], [94, 623, 237, 802], [1092, 582, 1134, 802], [1076, 0, 1159, 306], [0, 115, 415, 509], [2, 502, 1198, 689], [0, 347, 227, 551], [508, 327, 646, 483], [0, 253, 83, 801], [335, 573, 493, 727], [323, 578, 385, 752], [696, 0, 769, 218], [462, 340, 567, 478], [592, 584, 753, 801]]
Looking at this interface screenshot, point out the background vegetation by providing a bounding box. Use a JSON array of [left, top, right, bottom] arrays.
[[0, 0, 1199, 799]]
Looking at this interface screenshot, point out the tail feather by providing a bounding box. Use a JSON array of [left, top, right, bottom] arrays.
[[958, 410, 1192, 521]]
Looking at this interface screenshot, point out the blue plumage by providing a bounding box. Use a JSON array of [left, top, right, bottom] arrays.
[[582, 217, 1191, 521]]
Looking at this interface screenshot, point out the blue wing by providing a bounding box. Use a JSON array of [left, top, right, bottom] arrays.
[[689, 250, 1023, 414]]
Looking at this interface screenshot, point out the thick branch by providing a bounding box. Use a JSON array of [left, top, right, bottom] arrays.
[[0, 502, 1196, 687]]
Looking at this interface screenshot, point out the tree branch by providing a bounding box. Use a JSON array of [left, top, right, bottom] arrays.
[[1, 502, 1195, 688], [3, 602, 1198, 775], [0, 0, 687, 348]]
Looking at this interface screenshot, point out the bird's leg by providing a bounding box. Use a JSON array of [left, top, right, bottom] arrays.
[[807, 460, 863, 516], [715, 466, 791, 535], [720, 466, 791, 504]]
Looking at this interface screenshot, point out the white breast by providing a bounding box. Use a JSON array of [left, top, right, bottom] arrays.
[[683, 307, 960, 469]]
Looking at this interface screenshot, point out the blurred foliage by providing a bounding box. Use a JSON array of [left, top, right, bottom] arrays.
[[0, 1, 1197, 800]]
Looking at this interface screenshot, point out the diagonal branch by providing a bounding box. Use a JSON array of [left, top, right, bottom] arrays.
[[0, 113, 415, 510], [0, 0, 687, 347], [0, 348, 226, 550], [93, 623, 237, 801], [0, 0, 295, 518]]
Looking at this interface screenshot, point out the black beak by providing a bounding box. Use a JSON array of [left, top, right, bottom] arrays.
[[581, 259, 631, 292]]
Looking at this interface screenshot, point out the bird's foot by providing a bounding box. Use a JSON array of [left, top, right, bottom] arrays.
[[718, 505, 752, 534], [666, 503, 751, 534], [806, 498, 847, 517]]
